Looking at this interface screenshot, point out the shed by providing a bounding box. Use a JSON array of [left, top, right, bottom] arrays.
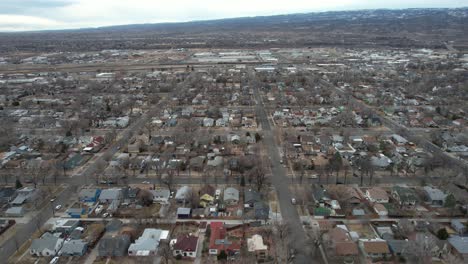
[[177, 208, 192, 219], [6, 206, 24, 217]]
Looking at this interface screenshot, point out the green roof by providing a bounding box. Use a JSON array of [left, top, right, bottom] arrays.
[[314, 207, 331, 216]]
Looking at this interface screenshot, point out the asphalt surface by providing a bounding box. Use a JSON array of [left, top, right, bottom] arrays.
[[253, 81, 314, 264], [0, 185, 72, 262]]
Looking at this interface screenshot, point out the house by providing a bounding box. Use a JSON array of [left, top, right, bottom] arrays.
[[341, 186, 361, 204], [98, 234, 131, 257], [99, 188, 122, 204], [359, 239, 390, 260], [79, 188, 101, 203], [386, 239, 410, 256], [208, 222, 240, 255], [254, 202, 270, 220], [448, 236, 468, 260], [177, 208, 192, 219], [392, 186, 417, 207], [172, 235, 199, 258], [203, 118, 214, 127], [175, 186, 192, 203], [30, 232, 64, 257], [128, 229, 169, 256], [423, 186, 447, 206], [371, 154, 392, 168], [53, 219, 80, 234], [244, 189, 261, 207], [451, 220, 467, 235], [150, 188, 170, 204], [312, 184, 331, 205], [390, 134, 408, 145], [10, 186, 37, 205], [247, 234, 268, 261], [5, 206, 24, 217], [224, 187, 239, 205], [189, 156, 205, 171], [59, 240, 88, 256], [365, 187, 389, 203], [127, 140, 142, 154], [66, 208, 86, 218], [0, 187, 16, 204], [327, 227, 359, 257], [374, 204, 388, 217]]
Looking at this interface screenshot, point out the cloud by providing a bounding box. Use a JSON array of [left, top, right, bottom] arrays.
[[0, 14, 64, 31], [0, 0, 466, 31]]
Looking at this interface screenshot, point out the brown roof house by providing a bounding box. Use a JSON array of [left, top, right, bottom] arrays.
[[359, 239, 390, 261], [326, 226, 358, 258], [172, 235, 199, 259], [365, 187, 389, 203]]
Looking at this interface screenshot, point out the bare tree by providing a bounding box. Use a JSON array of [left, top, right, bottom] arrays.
[[158, 240, 173, 264], [162, 169, 175, 192]]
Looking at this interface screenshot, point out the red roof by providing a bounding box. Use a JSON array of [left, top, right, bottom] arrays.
[[209, 222, 240, 253], [174, 235, 198, 252]]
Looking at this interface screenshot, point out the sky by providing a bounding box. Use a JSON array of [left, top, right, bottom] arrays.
[[0, 0, 466, 32]]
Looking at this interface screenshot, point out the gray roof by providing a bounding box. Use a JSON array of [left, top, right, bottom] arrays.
[[177, 207, 191, 215], [448, 236, 468, 254], [128, 229, 169, 255], [387, 239, 410, 254], [30, 233, 62, 252], [151, 188, 170, 198], [79, 188, 98, 199], [423, 186, 446, 201], [10, 195, 27, 205], [254, 202, 269, 219], [98, 234, 131, 257], [352, 209, 365, 216], [60, 240, 87, 256], [451, 219, 466, 232], [244, 189, 261, 204], [224, 187, 239, 201], [99, 189, 121, 201], [5, 206, 24, 216]]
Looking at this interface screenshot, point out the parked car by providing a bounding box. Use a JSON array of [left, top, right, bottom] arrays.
[[50, 257, 59, 264], [55, 205, 62, 210], [291, 198, 297, 205], [95, 205, 104, 214]]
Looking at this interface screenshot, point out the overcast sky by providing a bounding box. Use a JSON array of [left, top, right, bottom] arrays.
[[0, 0, 465, 32]]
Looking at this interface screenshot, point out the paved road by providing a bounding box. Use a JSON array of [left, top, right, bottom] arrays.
[[252, 78, 315, 264], [1, 185, 72, 263]]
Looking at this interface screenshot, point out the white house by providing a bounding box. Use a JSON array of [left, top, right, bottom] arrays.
[[30, 233, 64, 257], [128, 229, 169, 256]]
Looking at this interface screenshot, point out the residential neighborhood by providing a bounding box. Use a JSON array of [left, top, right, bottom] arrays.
[[0, 6, 467, 264]]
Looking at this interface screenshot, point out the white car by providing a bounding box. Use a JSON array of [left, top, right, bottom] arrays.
[[291, 198, 297, 205], [95, 205, 104, 214], [55, 205, 62, 210], [103, 213, 109, 218], [50, 257, 59, 264]]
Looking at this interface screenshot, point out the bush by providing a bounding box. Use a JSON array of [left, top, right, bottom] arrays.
[[437, 228, 449, 240], [217, 250, 227, 260]]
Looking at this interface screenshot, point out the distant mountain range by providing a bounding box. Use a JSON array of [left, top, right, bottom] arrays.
[[0, 8, 467, 53]]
